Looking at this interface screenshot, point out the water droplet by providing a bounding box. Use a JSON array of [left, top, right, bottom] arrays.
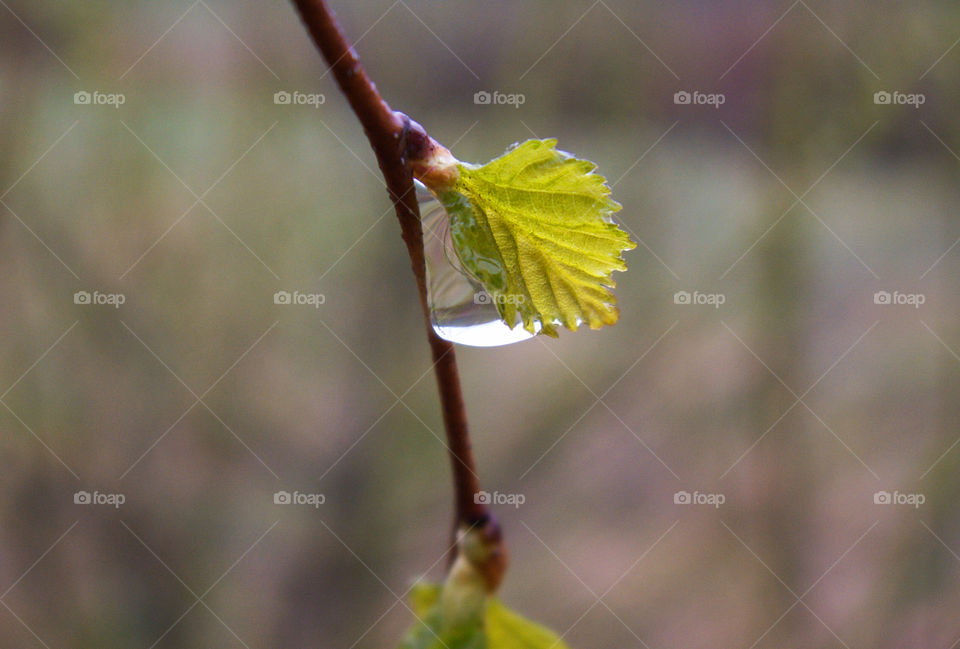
[[417, 181, 539, 347]]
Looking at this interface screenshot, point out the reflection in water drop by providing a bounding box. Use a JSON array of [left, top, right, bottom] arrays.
[[417, 181, 539, 347]]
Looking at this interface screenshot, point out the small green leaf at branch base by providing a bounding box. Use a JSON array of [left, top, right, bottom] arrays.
[[430, 139, 635, 337], [398, 582, 573, 649], [486, 598, 572, 649]]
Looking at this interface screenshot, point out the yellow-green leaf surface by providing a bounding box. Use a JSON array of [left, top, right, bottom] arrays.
[[437, 139, 635, 337], [485, 599, 572, 649], [399, 583, 483, 649], [398, 582, 572, 649], [410, 582, 442, 616]]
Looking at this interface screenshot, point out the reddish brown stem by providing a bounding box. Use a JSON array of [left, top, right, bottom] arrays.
[[290, 0, 503, 585]]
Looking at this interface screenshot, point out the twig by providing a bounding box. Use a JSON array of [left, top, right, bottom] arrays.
[[290, 0, 503, 586]]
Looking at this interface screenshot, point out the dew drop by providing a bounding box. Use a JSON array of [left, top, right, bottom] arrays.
[[417, 181, 539, 347]]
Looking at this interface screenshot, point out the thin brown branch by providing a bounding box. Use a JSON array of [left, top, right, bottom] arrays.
[[289, 0, 503, 587]]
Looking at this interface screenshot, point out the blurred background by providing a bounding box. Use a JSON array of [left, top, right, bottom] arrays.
[[1, 1, 959, 647]]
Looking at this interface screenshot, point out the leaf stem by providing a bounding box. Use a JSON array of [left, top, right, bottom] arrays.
[[290, 0, 504, 587]]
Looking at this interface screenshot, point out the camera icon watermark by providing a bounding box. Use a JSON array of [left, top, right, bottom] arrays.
[[873, 290, 924, 308], [274, 290, 325, 308], [673, 290, 725, 308], [873, 90, 925, 108], [74, 90, 125, 108], [473, 291, 525, 306], [673, 490, 725, 508], [274, 90, 325, 108], [473, 90, 526, 109], [274, 490, 325, 508], [673, 90, 725, 109], [474, 490, 525, 508], [74, 490, 125, 508], [873, 490, 924, 508], [74, 290, 125, 308]]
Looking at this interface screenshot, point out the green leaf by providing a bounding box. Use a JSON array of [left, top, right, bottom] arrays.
[[398, 582, 484, 649], [397, 608, 484, 649], [437, 139, 635, 337], [486, 599, 573, 649], [398, 582, 572, 649], [410, 582, 442, 617]]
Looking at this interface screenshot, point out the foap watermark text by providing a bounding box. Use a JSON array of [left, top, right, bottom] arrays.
[[874, 290, 924, 308], [874, 490, 924, 508], [674, 490, 725, 508], [873, 90, 925, 108], [75, 290, 125, 308], [74, 90, 125, 108], [475, 490, 525, 508], [674, 290, 725, 308], [474, 90, 525, 108], [274, 290, 325, 308], [674, 90, 725, 108], [274, 90, 325, 107], [74, 490, 125, 508], [274, 490, 325, 508], [474, 292, 525, 306]]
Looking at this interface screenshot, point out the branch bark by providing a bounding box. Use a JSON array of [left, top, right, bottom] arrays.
[[290, 0, 504, 588]]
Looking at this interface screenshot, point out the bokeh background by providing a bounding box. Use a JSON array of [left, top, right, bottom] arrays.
[[2, 1, 959, 647]]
